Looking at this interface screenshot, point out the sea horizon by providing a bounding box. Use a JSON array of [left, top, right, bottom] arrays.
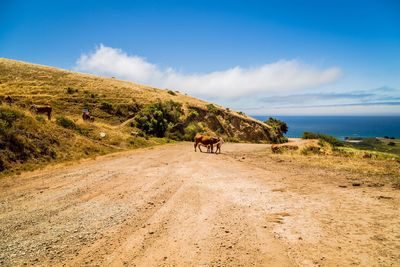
[[252, 115, 400, 139]]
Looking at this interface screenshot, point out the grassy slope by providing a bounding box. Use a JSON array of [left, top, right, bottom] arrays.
[[343, 138, 400, 155], [0, 58, 281, 175]]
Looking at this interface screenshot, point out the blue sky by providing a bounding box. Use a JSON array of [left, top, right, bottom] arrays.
[[1, 0, 400, 115]]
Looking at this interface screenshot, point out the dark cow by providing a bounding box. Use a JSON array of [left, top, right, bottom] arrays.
[[194, 133, 220, 152], [30, 104, 52, 120], [198, 136, 224, 154], [5, 96, 13, 106], [82, 111, 95, 122]]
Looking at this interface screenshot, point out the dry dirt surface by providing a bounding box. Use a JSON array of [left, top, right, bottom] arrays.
[[0, 142, 399, 266]]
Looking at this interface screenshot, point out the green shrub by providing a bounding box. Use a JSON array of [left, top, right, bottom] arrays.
[[388, 142, 396, 146], [115, 102, 141, 118], [35, 115, 46, 123], [183, 122, 203, 141], [100, 102, 114, 113], [167, 90, 176, 96], [187, 109, 199, 121], [133, 100, 183, 137], [56, 116, 77, 130], [303, 132, 342, 147], [0, 108, 20, 131], [206, 104, 218, 114]]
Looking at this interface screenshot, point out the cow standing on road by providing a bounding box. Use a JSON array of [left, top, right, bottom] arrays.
[[194, 133, 221, 153]]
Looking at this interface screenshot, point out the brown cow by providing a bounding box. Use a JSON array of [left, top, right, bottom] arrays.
[[194, 133, 220, 152], [200, 137, 224, 154], [214, 137, 224, 154], [30, 104, 52, 120]]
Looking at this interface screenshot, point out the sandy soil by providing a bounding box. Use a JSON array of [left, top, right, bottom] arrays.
[[0, 142, 399, 266]]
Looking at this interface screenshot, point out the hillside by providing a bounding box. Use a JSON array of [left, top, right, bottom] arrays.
[[0, 58, 285, 174]]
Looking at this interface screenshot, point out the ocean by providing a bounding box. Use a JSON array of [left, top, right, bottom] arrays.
[[252, 116, 400, 139]]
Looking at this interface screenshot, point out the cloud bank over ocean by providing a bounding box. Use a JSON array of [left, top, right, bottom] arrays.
[[75, 45, 400, 115], [75, 44, 341, 99]]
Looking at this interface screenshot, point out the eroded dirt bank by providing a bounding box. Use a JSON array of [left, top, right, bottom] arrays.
[[0, 143, 399, 266]]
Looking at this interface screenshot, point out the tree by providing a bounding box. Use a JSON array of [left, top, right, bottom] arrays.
[[264, 117, 288, 134]]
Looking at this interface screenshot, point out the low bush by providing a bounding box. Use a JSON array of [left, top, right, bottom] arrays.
[[56, 116, 77, 130], [187, 109, 199, 121], [302, 132, 342, 147], [56, 116, 89, 136], [206, 104, 218, 114], [300, 145, 321, 155], [133, 100, 183, 137], [100, 102, 114, 113], [183, 122, 203, 141], [167, 90, 176, 96], [115, 102, 141, 118]]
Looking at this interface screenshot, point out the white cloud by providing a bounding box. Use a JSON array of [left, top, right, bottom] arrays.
[[75, 44, 341, 99]]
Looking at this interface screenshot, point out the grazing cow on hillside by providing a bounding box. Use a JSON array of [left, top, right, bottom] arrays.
[[30, 104, 52, 120], [82, 111, 95, 122], [5, 96, 13, 106], [194, 133, 220, 152]]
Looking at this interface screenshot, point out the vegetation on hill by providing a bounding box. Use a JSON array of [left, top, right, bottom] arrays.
[[264, 117, 288, 137], [297, 131, 400, 161], [343, 137, 400, 155], [302, 132, 342, 147], [0, 58, 286, 174]]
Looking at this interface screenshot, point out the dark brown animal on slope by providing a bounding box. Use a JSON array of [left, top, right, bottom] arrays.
[[82, 111, 95, 122], [194, 133, 220, 152], [5, 96, 13, 106], [30, 104, 52, 120]]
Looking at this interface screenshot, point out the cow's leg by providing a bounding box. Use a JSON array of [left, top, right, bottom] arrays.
[[194, 141, 198, 152]]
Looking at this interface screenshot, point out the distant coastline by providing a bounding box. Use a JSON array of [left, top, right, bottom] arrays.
[[252, 116, 400, 139]]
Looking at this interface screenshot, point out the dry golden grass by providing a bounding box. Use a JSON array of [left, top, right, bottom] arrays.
[[1, 58, 278, 175], [0, 58, 266, 125], [0, 58, 220, 122], [237, 143, 400, 188]]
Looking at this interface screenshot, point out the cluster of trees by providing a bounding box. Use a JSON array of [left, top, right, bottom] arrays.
[[264, 117, 288, 135]]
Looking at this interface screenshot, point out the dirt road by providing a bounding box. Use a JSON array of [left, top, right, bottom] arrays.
[[0, 143, 399, 266]]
